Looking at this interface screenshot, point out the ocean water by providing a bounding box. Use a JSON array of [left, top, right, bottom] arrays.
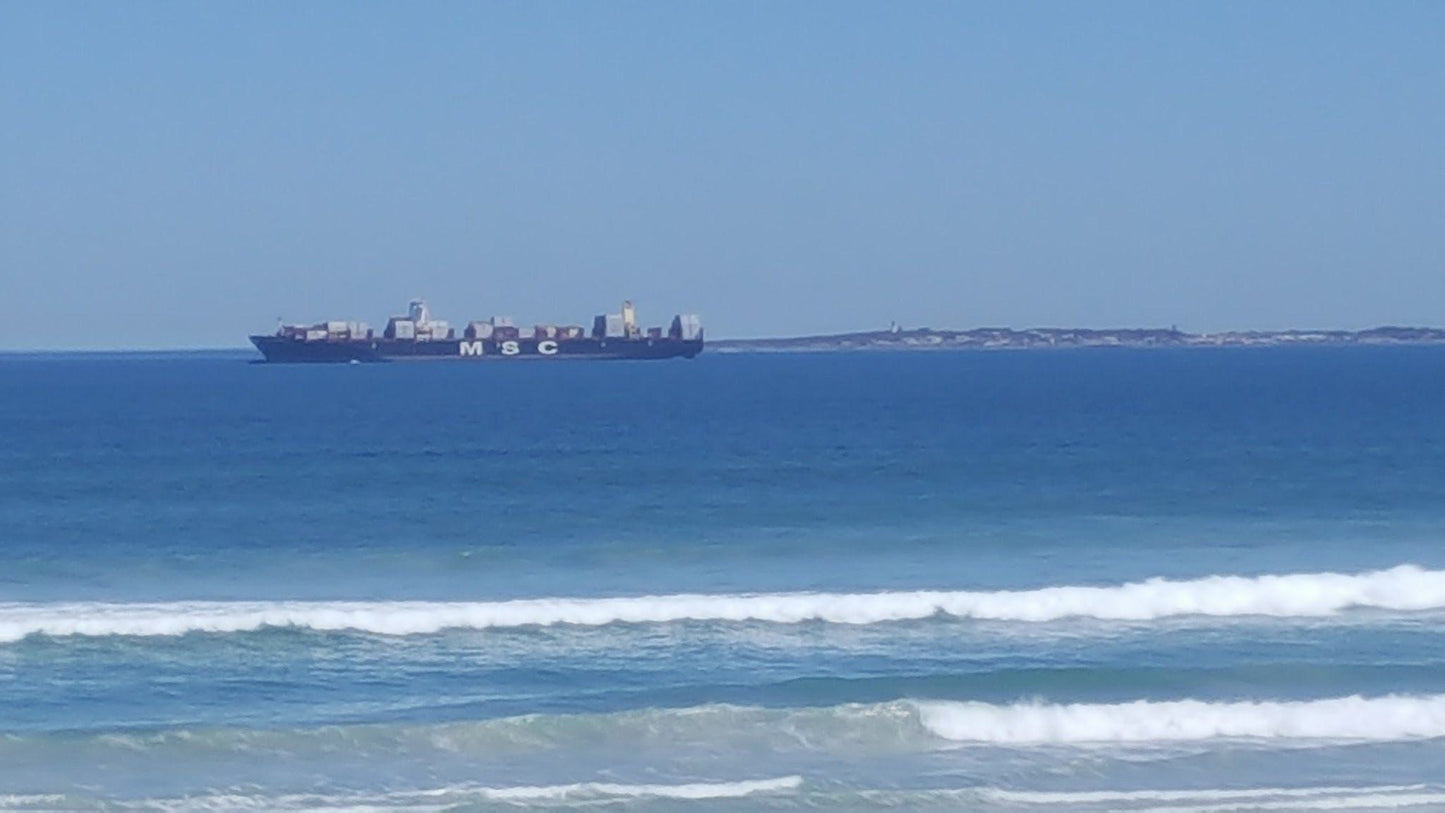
[[3, 347, 1445, 811]]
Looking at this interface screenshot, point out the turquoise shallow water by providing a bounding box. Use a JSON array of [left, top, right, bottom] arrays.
[[3, 347, 1445, 810]]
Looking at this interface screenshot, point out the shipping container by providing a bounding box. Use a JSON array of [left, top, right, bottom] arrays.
[[387, 319, 416, 340], [670, 314, 703, 340], [253, 297, 704, 362], [605, 314, 626, 337]]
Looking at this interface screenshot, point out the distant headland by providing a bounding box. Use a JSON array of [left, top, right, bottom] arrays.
[[710, 326, 1445, 353]]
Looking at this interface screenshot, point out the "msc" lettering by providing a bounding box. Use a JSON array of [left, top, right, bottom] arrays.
[[458, 340, 562, 357]]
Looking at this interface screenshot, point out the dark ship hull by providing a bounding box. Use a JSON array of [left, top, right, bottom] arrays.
[[251, 335, 703, 363]]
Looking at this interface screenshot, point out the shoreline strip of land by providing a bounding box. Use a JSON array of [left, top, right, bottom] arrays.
[[709, 326, 1445, 353]]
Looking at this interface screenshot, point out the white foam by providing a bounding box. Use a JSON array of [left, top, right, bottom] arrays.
[[0, 778, 803, 811], [470, 775, 802, 800], [0, 797, 67, 809], [984, 786, 1429, 804], [917, 694, 1445, 744], [1132, 793, 1445, 812], [3, 564, 1443, 641], [2, 784, 1439, 813]]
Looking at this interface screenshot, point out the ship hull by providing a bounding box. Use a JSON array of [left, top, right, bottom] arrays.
[[250, 335, 703, 363]]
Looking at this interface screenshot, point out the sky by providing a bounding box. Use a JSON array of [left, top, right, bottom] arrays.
[[2, 2, 1442, 349]]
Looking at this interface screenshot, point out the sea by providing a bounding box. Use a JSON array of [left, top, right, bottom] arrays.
[[3, 346, 1445, 811]]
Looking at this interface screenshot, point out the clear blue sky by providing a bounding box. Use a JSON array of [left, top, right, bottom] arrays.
[[2, 2, 1442, 349]]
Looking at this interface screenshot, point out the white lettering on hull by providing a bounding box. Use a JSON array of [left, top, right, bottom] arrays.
[[456, 340, 571, 358]]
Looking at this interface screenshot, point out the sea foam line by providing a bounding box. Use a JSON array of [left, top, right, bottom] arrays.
[[0, 778, 803, 811], [3, 564, 1443, 641], [982, 785, 1430, 804], [5, 697, 1445, 762], [901, 786, 1445, 812], [469, 775, 803, 801], [1129, 794, 1445, 812], [3, 784, 1432, 813], [917, 695, 1445, 744]]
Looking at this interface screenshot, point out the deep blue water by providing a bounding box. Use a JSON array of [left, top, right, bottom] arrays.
[[3, 347, 1445, 811]]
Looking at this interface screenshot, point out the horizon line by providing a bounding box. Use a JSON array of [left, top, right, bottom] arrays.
[[4, 322, 1445, 355]]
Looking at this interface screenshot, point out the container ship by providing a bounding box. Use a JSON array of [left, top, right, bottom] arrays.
[[251, 300, 703, 363]]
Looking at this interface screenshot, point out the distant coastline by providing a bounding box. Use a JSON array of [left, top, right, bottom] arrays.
[[709, 326, 1445, 353], [6, 327, 1445, 356]]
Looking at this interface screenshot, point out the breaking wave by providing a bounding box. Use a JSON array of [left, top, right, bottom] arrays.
[[0, 777, 802, 811], [979, 786, 1445, 812], [917, 694, 1445, 744], [982, 786, 1431, 804], [469, 776, 803, 801], [3, 565, 1444, 642], [4, 783, 1441, 812], [10, 696, 1445, 761]]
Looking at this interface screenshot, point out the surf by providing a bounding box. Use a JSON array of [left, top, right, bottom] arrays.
[[917, 694, 1445, 744], [18, 695, 1445, 758], [3, 564, 1443, 642], [0, 778, 803, 811], [8, 782, 1439, 812]]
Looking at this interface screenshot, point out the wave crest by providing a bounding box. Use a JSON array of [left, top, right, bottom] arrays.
[[472, 775, 802, 801], [7, 783, 1439, 812], [918, 695, 1445, 744], [13, 695, 1445, 760], [978, 786, 1445, 813], [3, 564, 1443, 641], [0, 778, 802, 811]]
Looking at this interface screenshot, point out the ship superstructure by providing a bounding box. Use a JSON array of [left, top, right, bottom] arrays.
[[251, 300, 702, 363]]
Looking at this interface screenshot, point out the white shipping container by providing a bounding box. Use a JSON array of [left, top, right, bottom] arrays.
[[326, 321, 348, 333], [605, 314, 626, 337], [678, 314, 703, 340], [305, 329, 327, 341], [393, 320, 415, 339]]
